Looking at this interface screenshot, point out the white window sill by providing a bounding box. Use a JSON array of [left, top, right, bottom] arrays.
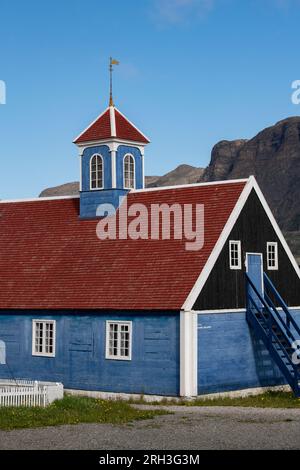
[[105, 355, 131, 361]]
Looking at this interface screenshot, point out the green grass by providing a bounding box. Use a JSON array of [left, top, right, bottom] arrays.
[[0, 395, 169, 431], [187, 391, 300, 408], [1, 392, 298, 431], [131, 391, 300, 409]]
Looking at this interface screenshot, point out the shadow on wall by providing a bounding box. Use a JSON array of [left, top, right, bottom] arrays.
[[250, 330, 286, 387]]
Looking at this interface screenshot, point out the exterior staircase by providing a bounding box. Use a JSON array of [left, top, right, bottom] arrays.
[[246, 272, 300, 397]]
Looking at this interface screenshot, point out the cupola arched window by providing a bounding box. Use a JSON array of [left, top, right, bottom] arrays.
[[90, 154, 104, 190], [124, 154, 135, 189]]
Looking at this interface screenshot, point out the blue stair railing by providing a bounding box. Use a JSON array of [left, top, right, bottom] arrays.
[[264, 273, 300, 339], [246, 273, 300, 397]]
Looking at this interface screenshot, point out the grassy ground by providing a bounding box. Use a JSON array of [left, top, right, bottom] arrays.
[[187, 391, 300, 408], [0, 395, 169, 431], [131, 391, 300, 408], [1, 392, 299, 431]]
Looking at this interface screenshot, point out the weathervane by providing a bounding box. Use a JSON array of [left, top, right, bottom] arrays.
[[109, 57, 119, 107]]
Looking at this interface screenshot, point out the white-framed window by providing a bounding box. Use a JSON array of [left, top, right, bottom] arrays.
[[106, 321, 132, 361], [32, 320, 56, 357], [90, 154, 104, 190], [229, 240, 242, 270], [267, 242, 278, 270], [123, 154, 135, 189]]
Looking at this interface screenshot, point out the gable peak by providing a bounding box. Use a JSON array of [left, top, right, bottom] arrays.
[[74, 105, 150, 145]]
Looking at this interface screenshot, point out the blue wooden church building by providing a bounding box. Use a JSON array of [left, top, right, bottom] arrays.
[[0, 86, 300, 398]]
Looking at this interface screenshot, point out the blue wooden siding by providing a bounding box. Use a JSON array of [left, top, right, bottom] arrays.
[[81, 145, 112, 191], [79, 188, 129, 218], [198, 310, 300, 394], [116, 146, 143, 190], [81, 144, 143, 192], [0, 312, 179, 396], [80, 144, 143, 218]]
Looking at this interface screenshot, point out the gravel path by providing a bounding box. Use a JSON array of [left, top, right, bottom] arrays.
[[0, 406, 300, 450]]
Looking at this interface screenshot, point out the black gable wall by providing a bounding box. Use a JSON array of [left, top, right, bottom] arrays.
[[193, 189, 300, 311]]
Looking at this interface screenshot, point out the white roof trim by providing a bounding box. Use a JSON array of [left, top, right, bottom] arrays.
[[73, 107, 110, 143], [195, 308, 246, 314], [133, 178, 249, 193], [251, 177, 300, 278], [194, 306, 300, 314], [0, 195, 80, 204], [76, 138, 147, 149], [182, 177, 254, 311], [182, 175, 300, 311], [110, 106, 116, 137], [114, 106, 151, 143], [0, 178, 248, 205], [73, 106, 150, 145]]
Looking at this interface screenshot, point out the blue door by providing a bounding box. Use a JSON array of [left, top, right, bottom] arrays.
[[246, 253, 264, 310]]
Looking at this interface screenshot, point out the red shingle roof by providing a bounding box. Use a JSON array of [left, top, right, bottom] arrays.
[[0, 181, 246, 311], [74, 106, 150, 144]]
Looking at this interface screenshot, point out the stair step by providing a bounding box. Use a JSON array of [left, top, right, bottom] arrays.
[[272, 337, 290, 345], [272, 328, 283, 335]]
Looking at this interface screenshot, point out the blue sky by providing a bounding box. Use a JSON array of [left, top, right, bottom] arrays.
[[0, 0, 300, 199]]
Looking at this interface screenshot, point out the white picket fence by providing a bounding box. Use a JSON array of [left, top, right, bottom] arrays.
[[0, 380, 63, 408]]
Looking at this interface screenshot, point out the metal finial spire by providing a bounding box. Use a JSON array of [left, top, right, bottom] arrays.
[[109, 57, 119, 107]]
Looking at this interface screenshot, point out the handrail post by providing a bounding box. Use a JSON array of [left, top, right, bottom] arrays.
[[268, 309, 272, 349], [264, 272, 300, 337], [245, 277, 250, 319]]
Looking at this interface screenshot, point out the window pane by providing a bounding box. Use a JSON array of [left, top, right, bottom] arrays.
[[91, 155, 103, 189], [124, 156, 134, 189], [33, 321, 55, 355], [230, 242, 241, 268], [268, 243, 277, 269], [107, 323, 130, 359]]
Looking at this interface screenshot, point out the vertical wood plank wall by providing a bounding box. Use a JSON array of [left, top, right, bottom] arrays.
[[197, 310, 300, 394], [194, 190, 300, 310], [0, 311, 180, 396]]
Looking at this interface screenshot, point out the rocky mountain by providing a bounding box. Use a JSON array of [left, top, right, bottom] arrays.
[[40, 182, 79, 198], [199, 116, 300, 263], [39, 164, 204, 197], [200, 117, 300, 230], [146, 164, 204, 188], [39, 117, 300, 262]]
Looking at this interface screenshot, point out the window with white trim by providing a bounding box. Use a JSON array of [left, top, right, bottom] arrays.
[[124, 154, 135, 189], [229, 240, 242, 269], [32, 320, 56, 357], [106, 321, 132, 360], [267, 242, 278, 270], [90, 154, 104, 190]]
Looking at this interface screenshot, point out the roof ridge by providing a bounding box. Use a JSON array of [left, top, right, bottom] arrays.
[[114, 107, 151, 144], [109, 106, 116, 137], [0, 179, 250, 204], [132, 178, 250, 194], [0, 195, 80, 204], [74, 106, 150, 145], [73, 107, 110, 144]]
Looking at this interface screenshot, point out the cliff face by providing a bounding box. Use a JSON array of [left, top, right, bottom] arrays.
[[201, 140, 247, 182], [200, 117, 300, 234], [200, 117, 300, 262]]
